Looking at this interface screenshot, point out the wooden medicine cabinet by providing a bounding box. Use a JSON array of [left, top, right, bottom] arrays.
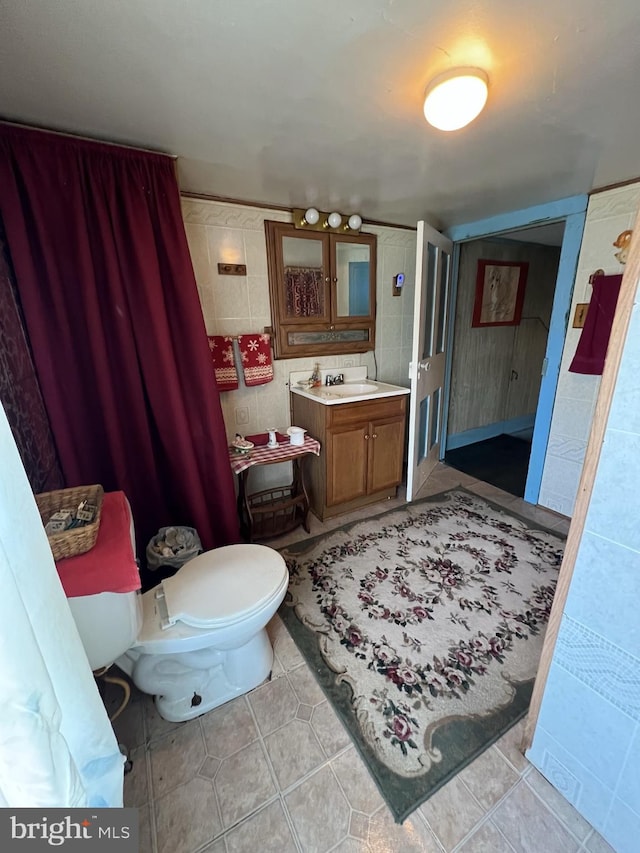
[[265, 220, 377, 359]]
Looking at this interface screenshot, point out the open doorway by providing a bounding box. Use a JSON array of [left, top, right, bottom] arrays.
[[444, 222, 565, 498]]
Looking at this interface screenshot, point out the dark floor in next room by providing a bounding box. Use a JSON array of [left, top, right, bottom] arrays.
[[444, 433, 532, 498]]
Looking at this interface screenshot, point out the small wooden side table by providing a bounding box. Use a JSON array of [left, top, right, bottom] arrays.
[[228, 436, 321, 541]]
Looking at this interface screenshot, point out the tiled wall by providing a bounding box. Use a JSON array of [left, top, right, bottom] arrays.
[[181, 197, 416, 489], [538, 182, 640, 516], [528, 264, 640, 853]]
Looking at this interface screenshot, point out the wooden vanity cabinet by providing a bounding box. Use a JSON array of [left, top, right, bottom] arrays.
[[291, 394, 407, 520]]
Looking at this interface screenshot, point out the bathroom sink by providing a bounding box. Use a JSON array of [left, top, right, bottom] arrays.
[[289, 373, 410, 406], [326, 382, 379, 395]]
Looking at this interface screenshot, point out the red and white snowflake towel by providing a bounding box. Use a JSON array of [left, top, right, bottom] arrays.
[[207, 335, 239, 391], [237, 333, 274, 386]]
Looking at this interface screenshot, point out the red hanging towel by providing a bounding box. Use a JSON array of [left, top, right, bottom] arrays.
[[207, 335, 239, 391], [569, 274, 623, 375], [238, 333, 274, 386]]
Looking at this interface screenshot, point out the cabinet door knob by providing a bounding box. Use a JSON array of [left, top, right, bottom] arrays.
[[332, 277, 338, 283], [364, 434, 370, 440], [372, 433, 377, 439], [325, 276, 330, 282]]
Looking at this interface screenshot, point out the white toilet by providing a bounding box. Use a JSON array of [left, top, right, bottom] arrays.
[[68, 536, 289, 722]]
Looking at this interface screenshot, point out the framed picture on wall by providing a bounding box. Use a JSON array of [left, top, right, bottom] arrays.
[[472, 259, 529, 327]]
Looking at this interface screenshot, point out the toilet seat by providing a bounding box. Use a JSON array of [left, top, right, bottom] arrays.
[[159, 543, 288, 629]]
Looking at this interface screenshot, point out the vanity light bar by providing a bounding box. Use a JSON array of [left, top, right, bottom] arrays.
[[292, 208, 363, 234]]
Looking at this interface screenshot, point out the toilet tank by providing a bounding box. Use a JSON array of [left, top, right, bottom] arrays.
[[68, 590, 142, 671], [65, 495, 142, 671]]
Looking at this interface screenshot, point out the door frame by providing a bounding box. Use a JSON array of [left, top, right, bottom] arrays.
[[443, 195, 588, 504]]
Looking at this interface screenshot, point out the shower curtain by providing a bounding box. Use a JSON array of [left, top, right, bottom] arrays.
[[0, 123, 239, 563], [0, 401, 123, 806]]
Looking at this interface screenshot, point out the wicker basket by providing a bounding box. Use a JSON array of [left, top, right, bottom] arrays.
[[35, 484, 104, 561]]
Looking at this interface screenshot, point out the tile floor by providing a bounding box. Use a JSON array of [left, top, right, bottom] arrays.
[[105, 464, 617, 853]]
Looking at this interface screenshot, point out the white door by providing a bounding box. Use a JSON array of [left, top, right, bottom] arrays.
[[406, 221, 453, 500]]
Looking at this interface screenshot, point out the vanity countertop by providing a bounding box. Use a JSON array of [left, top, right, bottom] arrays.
[[289, 367, 410, 406]]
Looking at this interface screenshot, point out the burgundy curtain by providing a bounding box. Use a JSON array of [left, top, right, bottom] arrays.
[[0, 124, 239, 561]]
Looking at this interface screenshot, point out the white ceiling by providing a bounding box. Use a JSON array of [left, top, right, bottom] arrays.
[[2, 1, 639, 229]]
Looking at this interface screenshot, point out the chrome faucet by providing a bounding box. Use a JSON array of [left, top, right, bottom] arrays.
[[325, 373, 344, 386]]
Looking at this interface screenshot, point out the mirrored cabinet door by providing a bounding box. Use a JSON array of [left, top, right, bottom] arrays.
[[280, 233, 329, 321], [333, 233, 376, 320]]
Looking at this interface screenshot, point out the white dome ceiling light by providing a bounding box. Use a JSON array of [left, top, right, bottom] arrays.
[[423, 68, 489, 132]]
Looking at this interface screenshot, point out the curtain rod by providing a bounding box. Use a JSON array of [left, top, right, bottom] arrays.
[[0, 119, 178, 160]]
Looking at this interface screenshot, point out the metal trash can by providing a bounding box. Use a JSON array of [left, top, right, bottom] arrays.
[[146, 526, 202, 571]]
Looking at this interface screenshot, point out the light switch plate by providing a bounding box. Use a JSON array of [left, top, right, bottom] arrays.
[[218, 263, 247, 276], [573, 303, 589, 328]]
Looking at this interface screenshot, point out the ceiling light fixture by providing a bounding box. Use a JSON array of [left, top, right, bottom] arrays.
[[423, 68, 489, 131]]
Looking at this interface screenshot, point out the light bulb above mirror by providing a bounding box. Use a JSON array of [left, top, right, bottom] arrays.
[[294, 207, 363, 233], [303, 207, 320, 225]]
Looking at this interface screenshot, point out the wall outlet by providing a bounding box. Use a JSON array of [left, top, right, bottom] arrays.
[[343, 358, 355, 368], [235, 406, 249, 425]]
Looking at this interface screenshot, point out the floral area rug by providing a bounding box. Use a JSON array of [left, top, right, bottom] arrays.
[[278, 488, 564, 822]]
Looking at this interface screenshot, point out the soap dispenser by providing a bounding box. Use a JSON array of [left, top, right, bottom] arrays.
[[310, 363, 321, 387]]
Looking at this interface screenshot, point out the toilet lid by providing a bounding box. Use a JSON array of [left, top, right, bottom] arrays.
[[160, 544, 288, 629]]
